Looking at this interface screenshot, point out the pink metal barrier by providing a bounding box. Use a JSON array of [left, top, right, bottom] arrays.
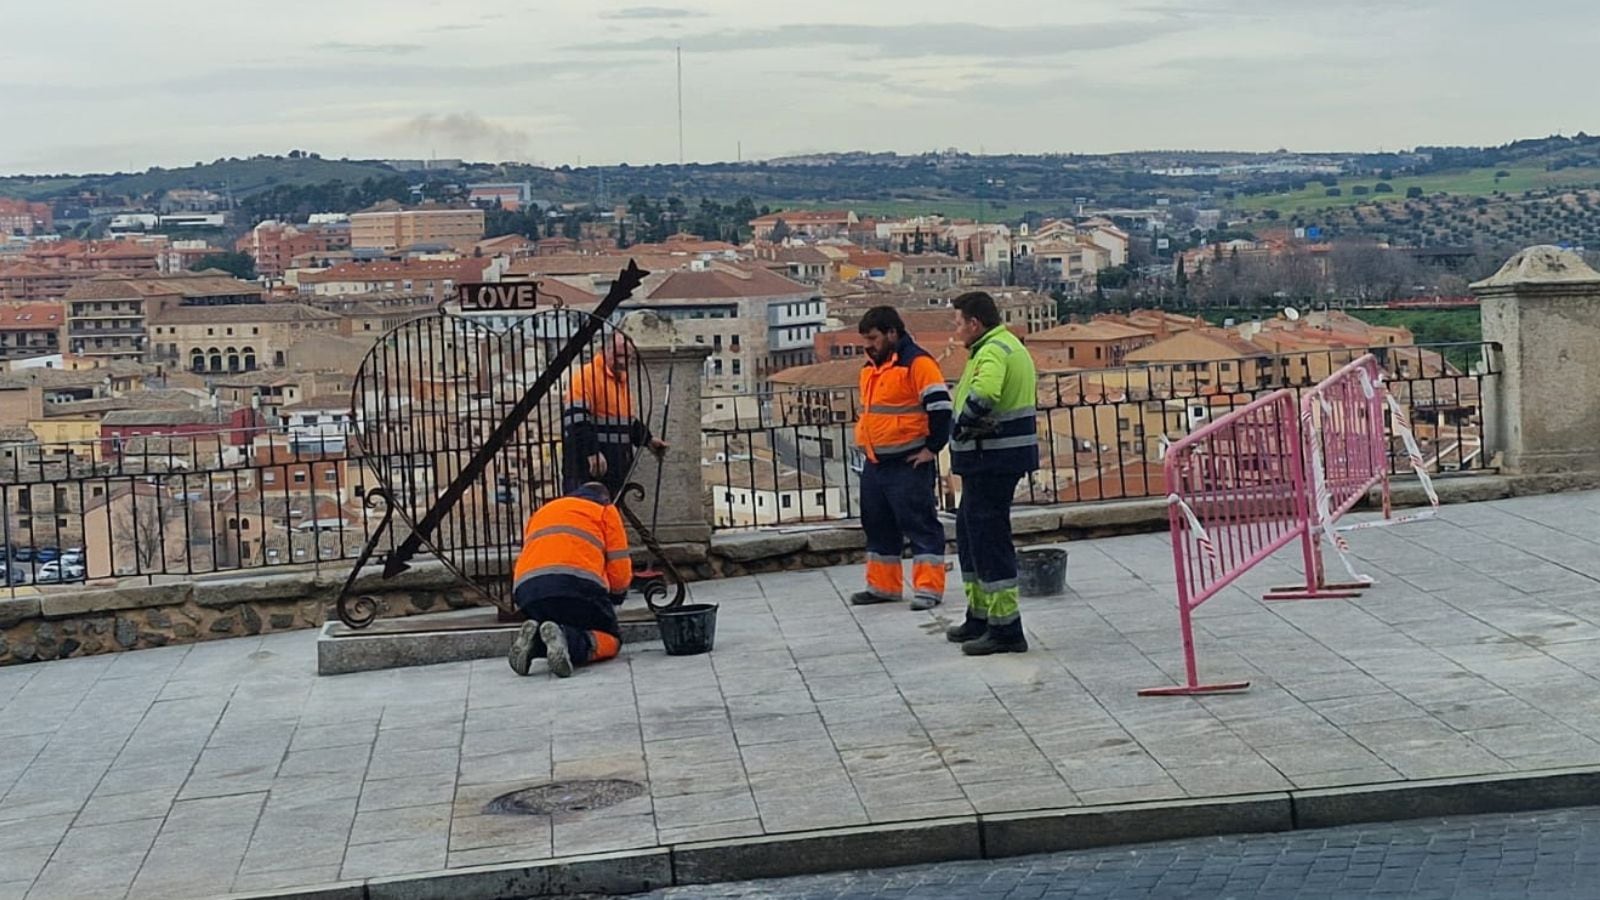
[[1140, 390, 1310, 697], [1266, 355, 1387, 601]]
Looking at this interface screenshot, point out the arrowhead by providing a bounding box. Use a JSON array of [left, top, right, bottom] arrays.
[[381, 557, 412, 578]]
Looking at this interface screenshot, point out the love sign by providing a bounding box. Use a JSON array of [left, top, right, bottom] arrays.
[[457, 281, 540, 311]]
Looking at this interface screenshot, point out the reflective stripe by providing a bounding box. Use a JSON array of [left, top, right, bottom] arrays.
[[872, 438, 925, 455], [986, 609, 1021, 626], [996, 406, 1038, 422], [951, 434, 1037, 452], [963, 396, 994, 414], [868, 404, 922, 415], [606, 548, 631, 561], [595, 432, 633, 444], [925, 400, 953, 412], [980, 578, 1018, 593], [866, 552, 899, 564], [965, 603, 988, 619], [920, 383, 950, 399], [528, 525, 605, 550], [515, 565, 605, 590], [912, 554, 942, 566]]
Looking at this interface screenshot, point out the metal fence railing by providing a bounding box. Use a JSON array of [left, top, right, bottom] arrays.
[[0, 342, 1501, 592], [703, 341, 1499, 530]]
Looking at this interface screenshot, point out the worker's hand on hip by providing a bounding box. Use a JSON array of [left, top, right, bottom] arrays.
[[908, 448, 936, 467], [587, 452, 608, 477], [648, 438, 669, 457]]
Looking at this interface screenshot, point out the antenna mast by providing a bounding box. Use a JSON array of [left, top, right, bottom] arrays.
[[676, 45, 685, 165]]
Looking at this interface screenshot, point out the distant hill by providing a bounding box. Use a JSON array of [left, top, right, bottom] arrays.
[[0, 156, 405, 202]]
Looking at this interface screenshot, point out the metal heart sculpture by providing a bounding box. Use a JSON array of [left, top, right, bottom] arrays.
[[343, 307, 651, 621]]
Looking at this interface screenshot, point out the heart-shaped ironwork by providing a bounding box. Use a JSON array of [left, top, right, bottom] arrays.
[[346, 307, 653, 617]]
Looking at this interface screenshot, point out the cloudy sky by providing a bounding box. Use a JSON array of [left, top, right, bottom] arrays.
[[2, 0, 1594, 174]]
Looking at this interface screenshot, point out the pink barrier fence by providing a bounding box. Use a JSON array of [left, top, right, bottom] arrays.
[[1140, 390, 1310, 697], [1266, 354, 1388, 601]]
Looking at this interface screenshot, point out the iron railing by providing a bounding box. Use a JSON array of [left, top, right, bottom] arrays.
[[703, 341, 1499, 530], [0, 341, 1501, 592]]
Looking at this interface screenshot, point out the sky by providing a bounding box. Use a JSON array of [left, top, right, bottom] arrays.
[[2, 0, 1596, 175]]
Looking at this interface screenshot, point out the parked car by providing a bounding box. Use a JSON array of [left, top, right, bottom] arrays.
[[35, 547, 60, 563], [60, 547, 85, 566], [12, 547, 33, 562], [0, 565, 26, 586], [35, 561, 84, 584]]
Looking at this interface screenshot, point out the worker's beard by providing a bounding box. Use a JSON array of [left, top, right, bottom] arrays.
[[866, 345, 891, 365]]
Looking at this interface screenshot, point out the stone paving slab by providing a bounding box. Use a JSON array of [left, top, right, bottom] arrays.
[[2, 491, 1600, 897]]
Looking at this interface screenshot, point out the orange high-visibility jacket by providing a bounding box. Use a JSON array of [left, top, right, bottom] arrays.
[[564, 355, 650, 457], [855, 334, 953, 464], [512, 493, 633, 601]]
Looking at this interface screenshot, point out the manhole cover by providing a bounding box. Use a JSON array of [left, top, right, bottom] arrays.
[[484, 779, 645, 816]]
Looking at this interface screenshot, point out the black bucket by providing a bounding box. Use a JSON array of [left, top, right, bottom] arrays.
[[656, 603, 719, 656], [1017, 548, 1068, 597]]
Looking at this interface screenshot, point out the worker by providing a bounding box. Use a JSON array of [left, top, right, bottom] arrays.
[[946, 291, 1039, 655], [850, 306, 953, 610], [506, 481, 632, 678], [562, 332, 667, 496]]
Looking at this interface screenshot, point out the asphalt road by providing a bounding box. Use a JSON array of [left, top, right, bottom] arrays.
[[633, 805, 1600, 899]]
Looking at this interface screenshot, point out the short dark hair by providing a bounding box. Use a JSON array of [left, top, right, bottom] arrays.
[[857, 306, 906, 337], [952, 291, 1001, 330]]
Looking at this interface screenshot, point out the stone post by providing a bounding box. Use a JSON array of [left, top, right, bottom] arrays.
[[1473, 245, 1600, 476], [622, 312, 713, 546]]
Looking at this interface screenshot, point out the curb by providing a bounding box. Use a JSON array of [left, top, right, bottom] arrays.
[[221, 764, 1600, 900]]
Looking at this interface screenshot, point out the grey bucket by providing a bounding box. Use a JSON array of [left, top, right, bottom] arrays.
[[1017, 548, 1068, 597], [656, 603, 719, 655]]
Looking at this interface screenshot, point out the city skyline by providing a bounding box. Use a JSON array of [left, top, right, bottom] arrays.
[[4, 0, 1597, 175]]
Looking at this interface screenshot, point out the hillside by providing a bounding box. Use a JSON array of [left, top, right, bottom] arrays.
[[0, 156, 405, 202]]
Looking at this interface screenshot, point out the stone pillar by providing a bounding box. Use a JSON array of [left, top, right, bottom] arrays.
[[622, 312, 713, 545], [1473, 245, 1600, 475]]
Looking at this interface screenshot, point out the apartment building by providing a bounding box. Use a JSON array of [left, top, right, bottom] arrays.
[[236, 220, 352, 278], [0, 263, 93, 303], [349, 206, 485, 253], [0, 302, 65, 364], [627, 261, 825, 394], [297, 258, 493, 302]]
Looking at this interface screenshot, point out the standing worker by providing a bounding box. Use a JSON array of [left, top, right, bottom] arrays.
[[851, 306, 953, 610], [507, 482, 632, 678], [946, 292, 1038, 655], [563, 332, 667, 496]]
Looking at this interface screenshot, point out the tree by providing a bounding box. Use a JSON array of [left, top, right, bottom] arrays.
[[768, 218, 792, 243], [1374, 182, 1394, 194], [190, 252, 257, 281], [912, 229, 925, 254], [1406, 187, 1425, 199], [1326, 188, 1342, 197]]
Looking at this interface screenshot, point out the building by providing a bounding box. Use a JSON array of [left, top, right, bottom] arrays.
[[296, 258, 493, 302], [705, 459, 846, 528], [467, 183, 534, 211], [349, 206, 485, 253], [25, 240, 160, 275], [0, 302, 65, 363], [0, 199, 53, 236], [1123, 327, 1277, 393], [236, 221, 351, 279], [748, 210, 859, 240], [307, 292, 436, 337], [100, 406, 263, 458], [147, 302, 342, 373], [630, 261, 825, 394], [0, 262, 93, 303], [61, 272, 264, 363], [1026, 320, 1158, 369]]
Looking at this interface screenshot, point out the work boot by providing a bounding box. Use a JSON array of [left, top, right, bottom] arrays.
[[909, 594, 942, 611], [849, 590, 897, 606], [945, 616, 986, 643], [961, 631, 1028, 656], [507, 620, 541, 676], [541, 622, 574, 678]]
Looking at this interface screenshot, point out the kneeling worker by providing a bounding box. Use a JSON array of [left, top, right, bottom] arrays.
[[507, 482, 632, 678]]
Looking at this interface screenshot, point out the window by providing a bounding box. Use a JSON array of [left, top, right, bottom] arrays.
[[1220, 362, 1232, 372], [325, 470, 337, 482], [712, 359, 724, 375], [263, 472, 276, 484], [814, 491, 824, 504], [781, 495, 792, 509], [731, 359, 741, 375]]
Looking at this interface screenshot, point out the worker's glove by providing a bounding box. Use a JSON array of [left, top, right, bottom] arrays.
[[954, 415, 998, 441]]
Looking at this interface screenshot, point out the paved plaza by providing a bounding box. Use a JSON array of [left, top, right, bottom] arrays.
[[2, 489, 1600, 898]]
